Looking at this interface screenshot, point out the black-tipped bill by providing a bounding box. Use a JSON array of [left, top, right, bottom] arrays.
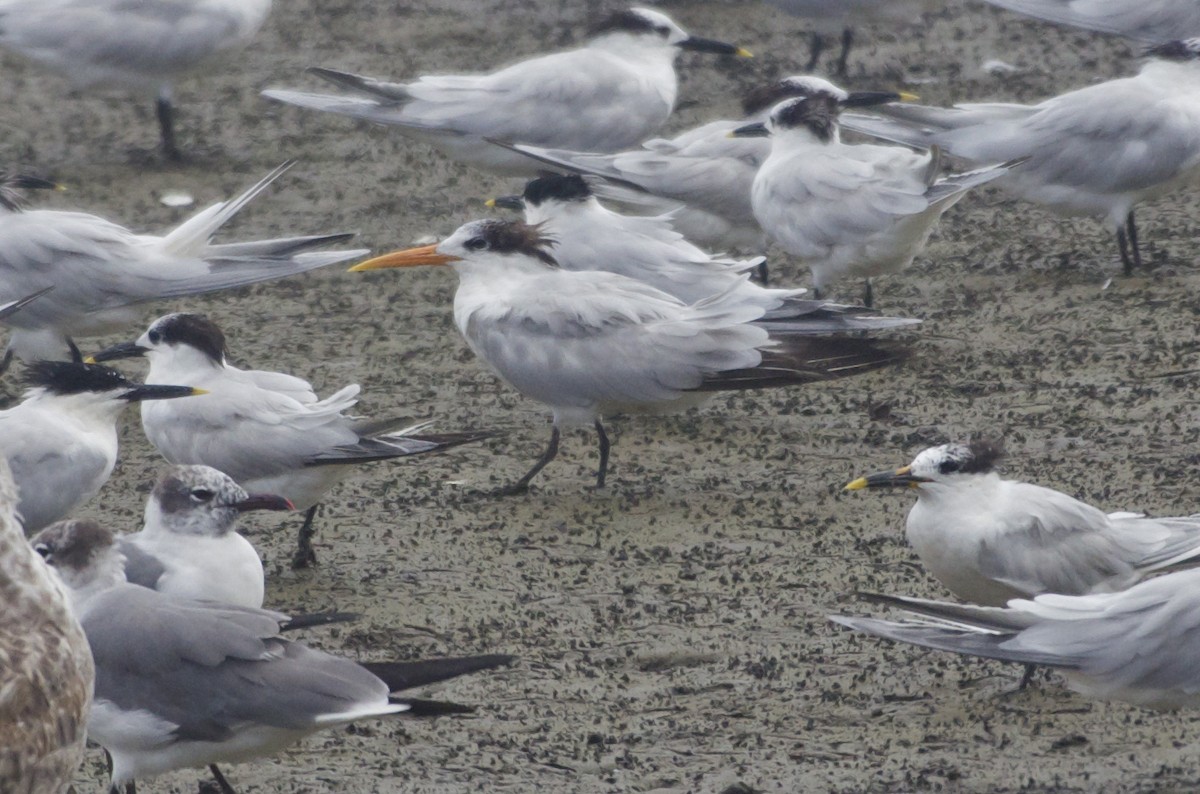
[[678, 37, 751, 56], [844, 466, 928, 491], [488, 195, 525, 211], [231, 494, 295, 513], [10, 175, 61, 192], [842, 91, 905, 108], [86, 341, 149, 364], [121, 384, 205, 402], [730, 122, 770, 138]]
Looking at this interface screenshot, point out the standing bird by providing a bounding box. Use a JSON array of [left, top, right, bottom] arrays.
[[30, 518, 514, 794], [497, 76, 911, 257], [351, 219, 911, 494], [488, 173, 921, 333], [977, 0, 1200, 43], [735, 95, 1017, 305], [261, 7, 750, 175], [844, 439, 1200, 605], [841, 39, 1200, 275], [0, 0, 273, 158], [0, 456, 93, 794], [88, 313, 492, 568], [831, 569, 1200, 709], [0, 361, 203, 533], [118, 465, 293, 609], [0, 161, 367, 367]]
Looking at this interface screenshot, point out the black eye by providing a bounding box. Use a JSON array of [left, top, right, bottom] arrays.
[[655, 25, 670, 36], [938, 460, 960, 474], [464, 237, 487, 251], [190, 488, 215, 502], [148, 330, 161, 344], [33, 542, 52, 559]]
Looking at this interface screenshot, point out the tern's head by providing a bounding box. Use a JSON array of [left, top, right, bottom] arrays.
[[31, 519, 125, 602], [588, 7, 750, 59], [22, 361, 204, 415], [0, 172, 60, 212], [845, 439, 1006, 495], [144, 465, 293, 539], [1145, 39, 1200, 61], [351, 220, 560, 274], [741, 76, 909, 116], [489, 174, 595, 223], [731, 95, 841, 144], [87, 312, 229, 371]]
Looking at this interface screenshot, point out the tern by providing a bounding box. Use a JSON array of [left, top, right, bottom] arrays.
[[0, 456, 92, 794], [735, 95, 1019, 305], [30, 518, 514, 794], [351, 219, 911, 493], [0, 161, 367, 367], [0, 0, 272, 158], [88, 312, 493, 568], [488, 173, 921, 333], [831, 568, 1200, 709], [845, 439, 1200, 605], [261, 7, 750, 175], [118, 465, 293, 609], [496, 76, 911, 258], [0, 361, 203, 534], [977, 0, 1200, 42], [763, 0, 942, 75], [841, 39, 1200, 276]]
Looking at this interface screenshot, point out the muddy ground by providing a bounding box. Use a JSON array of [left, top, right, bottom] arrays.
[[3, 0, 1200, 791]]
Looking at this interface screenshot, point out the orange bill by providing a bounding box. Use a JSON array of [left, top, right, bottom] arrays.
[[348, 244, 462, 271]]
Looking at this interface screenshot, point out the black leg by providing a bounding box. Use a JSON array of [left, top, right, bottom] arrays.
[[863, 278, 874, 308], [1126, 211, 1143, 270], [1018, 663, 1036, 690], [66, 337, 83, 363], [1117, 226, 1134, 277], [0, 349, 12, 378], [156, 93, 182, 162], [837, 27, 854, 76], [756, 260, 769, 284], [499, 426, 560, 496], [594, 420, 610, 489], [209, 765, 237, 794], [291, 505, 320, 569], [805, 32, 827, 72]]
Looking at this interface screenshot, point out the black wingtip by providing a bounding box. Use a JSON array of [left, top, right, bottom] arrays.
[[392, 697, 477, 717], [363, 654, 516, 693], [279, 611, 361, 632]]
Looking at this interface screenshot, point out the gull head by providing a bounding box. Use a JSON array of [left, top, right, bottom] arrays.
[[845, 439, 1005, 493], [31, 519, 124, 599], [145, 465, 293, 539]]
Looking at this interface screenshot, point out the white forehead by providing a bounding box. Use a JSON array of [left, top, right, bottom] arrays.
[[631, 7, 686, 35], [910, 443, 964, 471], [781, 75, 846, 100]]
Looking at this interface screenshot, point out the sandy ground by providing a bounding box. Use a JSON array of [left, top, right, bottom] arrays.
[[2, 0, 1200, 792]]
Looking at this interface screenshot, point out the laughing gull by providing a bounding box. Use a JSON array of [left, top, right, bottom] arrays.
[[0, 457, 93, 794], [30, 519, 515, 794], [262, 7, 750, 175], [88, 312, 493, 567], [0, 361, 203, 533]]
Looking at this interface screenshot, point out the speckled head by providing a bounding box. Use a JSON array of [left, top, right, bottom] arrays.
[[910, 439, 1006, 480], [147, 465, 292, 537], [771, 95, 841, 143], [31, 520, 116, 579]]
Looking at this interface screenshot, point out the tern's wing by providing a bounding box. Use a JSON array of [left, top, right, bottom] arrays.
[[0, 0, 267, 82], [83, 586, 401, 740], [978, 0, 1200, 42]]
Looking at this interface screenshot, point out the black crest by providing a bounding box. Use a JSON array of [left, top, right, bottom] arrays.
[[775, 96, 839, 143], [0, 172, 58, 212], [590, 9, 669, 38], [940, 439, 1005, 475], [149, 313, 229, 364], [742, 79, 829, 116], [523, 174, 592, 206], [1145, 39, 1200, 60], [470, 220, 559, 267], [33, 519, 115, 570], [25, 361, 132, 395]]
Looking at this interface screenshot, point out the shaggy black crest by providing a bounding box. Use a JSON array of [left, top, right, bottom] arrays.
[[0, 172, 58, 212], [25, 360, 132, 395], [775, 96, 839, 143], [590, 9, 669, 38], [940, 439, 1005, 475], [33, 520, 115, 571], [149, 313, 229, 364], [468, 220, 559, 267], [1145, 39, 1200, 60], [522, 174, 592, 206], [742, 79, 829, 116]]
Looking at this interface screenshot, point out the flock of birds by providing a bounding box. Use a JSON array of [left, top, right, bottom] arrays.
[[0, 0, 1199, 791]]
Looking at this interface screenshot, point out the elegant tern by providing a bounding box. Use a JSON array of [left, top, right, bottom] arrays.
[[977, 0, 1200, 42], [262, 7, 750, 175], [30, 519, 514, 794], [0, 161, 367, 367], [351, 219, 911, 493], [831, 568, 1200, 709], [845, 439, 1200, 605], [118, 466, 293, 609], [0, 361, 203, 533], [497, 76, 910, 256], [736, 95, 1019, 304], [841, 39, 1200, 276], [89, 312, 492, 568], [0, 0, 272, 158], [488, 173, 921, 333], [0, 457, 92, 794]]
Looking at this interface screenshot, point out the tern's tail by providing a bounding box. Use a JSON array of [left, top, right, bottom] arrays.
[[757, 300, 921, 335], [693, 336, 911, 392], [362, 654, 516, 693], [304, 425, 495, 466], [262, 68, 414, 125], [925, 157, 1026, 206], [1126, 514, 1200, 574]]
